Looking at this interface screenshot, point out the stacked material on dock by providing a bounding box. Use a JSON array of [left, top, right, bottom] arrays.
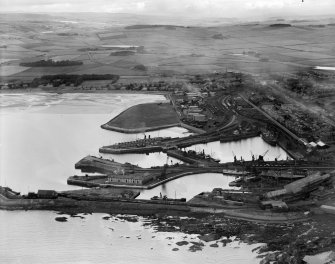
[[285, 172, 331, 194], [265, 171, 333, 199]]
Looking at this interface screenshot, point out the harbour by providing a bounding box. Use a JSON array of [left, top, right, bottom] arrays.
[[1, 89, 335, 264], [2, 7, 335, 263], [0, 92, 277, 264]]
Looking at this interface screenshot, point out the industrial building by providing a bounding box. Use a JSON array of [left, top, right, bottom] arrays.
[[106, 172, 154, 185]]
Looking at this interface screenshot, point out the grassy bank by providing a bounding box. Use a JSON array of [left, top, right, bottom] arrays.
[[102, 102, 180, 133]]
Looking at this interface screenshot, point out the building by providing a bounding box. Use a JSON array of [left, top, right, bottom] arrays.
[[106, 172, 154, 185], [193, 113, 207, 122], [187, 113, 207, 122], [37, 190, 58, 199]]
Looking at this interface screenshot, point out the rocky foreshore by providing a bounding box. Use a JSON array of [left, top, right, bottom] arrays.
[[138, 213, 335, 263], [53, 211, 335, 262]]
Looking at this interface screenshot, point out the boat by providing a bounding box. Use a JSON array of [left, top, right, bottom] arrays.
[[228, 177, 243, 187], [222, 169, 250, 176], [150, 195, 186, 202], [260, 129, 277, 146], [229, 176, 259, 187]]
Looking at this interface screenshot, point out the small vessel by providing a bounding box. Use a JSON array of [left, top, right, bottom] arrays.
[[150, 195, 186, 202], [222, 169, 250, 176], [260, 129, 277, 146], [229, 177, 244, 187], [229, 176, 259, 187]]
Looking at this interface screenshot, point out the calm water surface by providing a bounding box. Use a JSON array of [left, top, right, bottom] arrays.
[[0, 211, 262, 264], [0, 92, 284, 263]]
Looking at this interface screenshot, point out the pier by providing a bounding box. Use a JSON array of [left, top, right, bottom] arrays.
[[0, 187, 308, 223]]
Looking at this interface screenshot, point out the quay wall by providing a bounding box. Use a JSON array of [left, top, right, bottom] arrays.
[[68, 169, 224, 190], [99, 133, 221, 155], [276, 139, 301, 160], [180, 123, 206, 134], [175, 135, 221, 148], [0, 194, 308, 223], [101, 123, 180, 134], [166, 150, 199, 164], [0, 194, 190, 215], [99, 145, 163, 154], [219, 132, 260, 143]]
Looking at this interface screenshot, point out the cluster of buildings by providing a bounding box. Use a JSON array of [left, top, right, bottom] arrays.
[[111, 81, 185, 92], [0, 81, 30, 90], [261, 103, 334, 143], [248, 91, 335, 146], [173, 91, 210, 124]]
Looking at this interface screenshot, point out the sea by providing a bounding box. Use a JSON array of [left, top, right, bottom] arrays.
[[0, 92, 290, 264]]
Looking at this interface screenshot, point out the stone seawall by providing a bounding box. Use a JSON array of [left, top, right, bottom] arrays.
[[101, 123, 180, 134], [0, 194, 190, 215], [219, 132, 260, 143], [0, 194, 308, 223]]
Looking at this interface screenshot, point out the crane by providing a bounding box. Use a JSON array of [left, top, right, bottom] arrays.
[[250, 151, 255, 161], [262, 149, 269, 158], [232, 151, 237, 162]]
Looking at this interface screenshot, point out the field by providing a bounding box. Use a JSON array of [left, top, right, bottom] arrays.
[[103, 102, 180, 131], [0, 13, 335, 81], [0, 65, 30, 77]]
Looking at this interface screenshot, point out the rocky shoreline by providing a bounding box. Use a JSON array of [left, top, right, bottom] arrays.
[[124, 213, 335, 263], [53, 211, 335, 263]]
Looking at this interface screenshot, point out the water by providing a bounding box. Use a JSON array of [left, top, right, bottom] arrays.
[[304, 251, 335, 264], [0, 92, 279, 263], [138, 173, 238, 200], [139, 138, 287, 200], [0, 211, 262, 264], [185, 137, 288, 163], [315, 66, 335, 71], [0, 93, 188, 193]]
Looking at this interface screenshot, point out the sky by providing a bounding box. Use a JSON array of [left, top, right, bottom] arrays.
[[0, 0, 334, 18]]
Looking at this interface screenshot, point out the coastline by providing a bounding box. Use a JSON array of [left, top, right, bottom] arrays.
[[101, 123, 181, 133], [1, 82, 335, 264], [0, 190, 308, 223], [0, 88, 169, 96]]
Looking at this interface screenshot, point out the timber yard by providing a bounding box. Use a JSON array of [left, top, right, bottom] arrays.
[[2, 69, 335, 263]]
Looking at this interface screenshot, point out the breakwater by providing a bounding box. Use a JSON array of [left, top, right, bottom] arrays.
[[0, 192, 308, 223], [99, 133, 222, 155], [0, 193, 189, 215]]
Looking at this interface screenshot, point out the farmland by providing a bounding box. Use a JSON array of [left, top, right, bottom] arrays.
[[0, 13, 335, 81]]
